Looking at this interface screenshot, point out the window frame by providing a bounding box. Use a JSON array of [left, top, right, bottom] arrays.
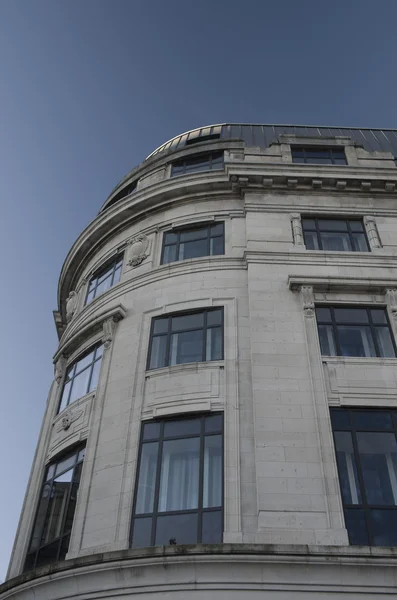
[[170, 151, 224, 177], [130, 413, 224, 548], [291, 145, 347, 165], [147, 307, 224, 370], [316, 305, 397, 358], [24, 445, 85, 571], [160, 222, 225, 265], [331, 407, 397, 546], [302, 217, 370, 252], [58, 344, 103, 413], [85, 253, 124, 305]]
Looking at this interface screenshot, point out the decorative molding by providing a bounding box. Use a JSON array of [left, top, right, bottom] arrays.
[[386, 288, 397, 321], [55, 408, 84, 432], [290, 213, 304, 246], [65, 291, 78, 322], [301, 285, 315, 317], [102, 317, 117, 349], [126, 233, 149, 267], [230, 175, 249, 192], [364, 215, 382, 249], [54, 355, 66, 385], [289, 275, 397, 295]]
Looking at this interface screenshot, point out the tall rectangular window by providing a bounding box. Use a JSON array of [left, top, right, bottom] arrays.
[[161, 222, 224, 264], [148, 308, 223, 370], [316, 307, 396, 358], [331, 408, 397, 546], [291, 146, 347, 165], [24, 446, 85, 571], [302, 218, 369, 252], [171, 152, 224, 177], [85, 254, 123, 305], [58, 345, 103, 413], [131, 414, 223, 548]]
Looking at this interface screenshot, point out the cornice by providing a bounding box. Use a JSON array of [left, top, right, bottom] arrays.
[[245, 250, 397, 268], [288, 275, 397, 294]]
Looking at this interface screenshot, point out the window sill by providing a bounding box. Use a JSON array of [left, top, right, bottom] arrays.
[[145, 360, 224, 378], [322, 356, 397, 366]]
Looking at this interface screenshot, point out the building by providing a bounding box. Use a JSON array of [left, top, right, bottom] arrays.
[[2, 123, 397, 599]]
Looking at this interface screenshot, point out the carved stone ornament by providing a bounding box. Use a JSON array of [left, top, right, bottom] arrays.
[[301, 285, 315, 317], [54, 355, 66, 385], [102, 317, 117, 349], [127, 234, 149, 267], [290, 213, 304, 246], [66, 290, 78, 322], [386, 289, 397, 321], [363, 215, 381, 249], [56, 409, 84, 432]]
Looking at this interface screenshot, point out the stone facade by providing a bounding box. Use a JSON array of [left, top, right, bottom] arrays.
[[2, 124, 397, 598]]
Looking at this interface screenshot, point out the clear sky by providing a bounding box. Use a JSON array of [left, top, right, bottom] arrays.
[[0, 0, 396, 581]]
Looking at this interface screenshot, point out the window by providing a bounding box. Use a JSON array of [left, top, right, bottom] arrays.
[[106, 180, 137, 210], [186, 133, 220, 146], [58, 345, 103, 413], [24, 446, 85, 571], [161, 222, 224, 264], [332, 408, 397, 546], [316, 306, 396, 358], [131, 414, 223, 547], [148, 308, 223, 370], [302, 218, 369, 252], [171, 151, 224, 177], [85, 255, 123, 304], [292, 146, 347, 165]]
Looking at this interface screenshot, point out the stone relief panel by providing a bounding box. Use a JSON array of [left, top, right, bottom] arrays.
[[142, 362, 224, 419], [47, 393, 94, 461], [125, 233, 150, 268]]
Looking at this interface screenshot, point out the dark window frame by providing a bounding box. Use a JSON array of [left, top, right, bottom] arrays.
[[171, 151, 224, 177], [291, 146, 347, 165], [316, 306, 397, 358], [85, 253, 123, 305], [331, 407, 397, 546], [147, 307, 224, 370], [185, 133, 220, 146], [58, 344, 103, 413], [160, 222, 225, 265], [130, 413, 224, 548], [24, 445, 85, 571], [302, 217, 370, 252]]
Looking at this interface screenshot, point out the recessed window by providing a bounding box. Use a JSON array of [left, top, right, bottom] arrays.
[[331, 408, 397, 546], [186, 133, 220, 146], [85, 255, 123, 304], [171, 151, 224, 177], [58, 345, 103, 413], [24, 446, 85, 571], [161, 222, 224, 264], [106, 180, 137, 209], [316, 306, 396, 358], [302, 218, 369, 252], [131, 414, 223, 548], [292, 146, 347, 165], [148, 308, 223, 370]]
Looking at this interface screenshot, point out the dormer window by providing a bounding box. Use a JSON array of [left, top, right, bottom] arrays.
[[292, 146, 347, 165], [171, 152, 224, 177]]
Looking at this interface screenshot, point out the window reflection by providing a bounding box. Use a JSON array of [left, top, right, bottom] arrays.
[[58, 345, 103, 413]]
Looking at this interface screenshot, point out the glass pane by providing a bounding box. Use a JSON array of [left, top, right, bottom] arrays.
[[171, 164, 184, 176], [63, 482, 78, 532], [149, 335, 167, 369], [320, 232, 352, 251], [43, 469, 73, 543], [337, 325, 376, 357], [334, 432, 361, 504], [113, 265, 122, 284], [74, 351, 95, 375], [369, 509, 397, 546], [45, 464, 56, 481], [334, 308, 369, 324], [88, 359, 102, 392], [162, 244, 177, 264], [143, 422, 161, 440], [375, 327, 396, 358], [211, 155, 224, 170], [29, 484, 51, 551], [97, 266, 113, 285], [179, 238, 208, 260], [202, 511, 222, 543], [93, 274, 112, 297], [170, 330, 204, 365], [153, 318, 169, 335], [333, 157, 347, 165], [68, 368, 91, 403], [86, 290, 95, 304], [95, 345, 104, 359], [185, 159, 210, 173], [357, 432, 397, 505], [302, 218, 316, 229], [306, 156, 332, 164], [55, 455, 76, 476], [158, 437, 200, 511], [207, 309, 222, 326], [351, 411, 393, 430], [135, 442, 158, 514], [164, 418, 200, 437], [210, 223, 224, 236], [349, 221, 364, 232], [155, 513, 198, 546], [180, 228, 207, 242], [171, 313, 204, 331], [318, 324, 337, 356], [205, 414, 223, 433], [132, 517, 152, 547], [351, 233, 368, 252], [58, 381, 71, 412], [306, 149, 330, 159], [370, 309, 387, 324], [344, 509, 369, 545], [36, 540, 59, 568], [206, 327, 222, 360], [210, 235, 224, 255], [330, 409, 350, 430], [24, 552, 36, 571], [303, 231, 319, 250], [164, 232, 178, 245], [316, 307, 332, 322], [78, 448, 86, 462], [318, 220, 348, 232], [203, 435, 222, 507], [59, 534, 70, 561]]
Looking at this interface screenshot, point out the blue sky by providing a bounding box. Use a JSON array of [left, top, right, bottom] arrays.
[[0, 0, 396, 580]]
